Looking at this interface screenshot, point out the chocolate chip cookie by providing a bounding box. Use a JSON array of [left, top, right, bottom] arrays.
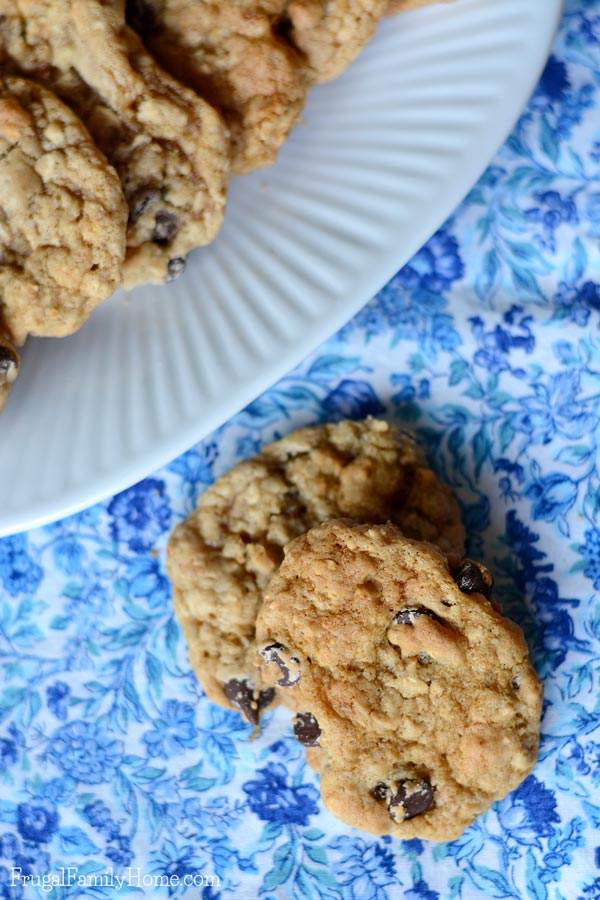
[[284, 0, 389, 83], [0, 75, 126, 346], [0, 0, 229, 288], [167, 418, 465, 720], [126, 0, 307, 174], [256, 520, 542, 841]]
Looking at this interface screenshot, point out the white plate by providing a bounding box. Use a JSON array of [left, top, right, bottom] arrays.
[[0, 0, 561, 536]]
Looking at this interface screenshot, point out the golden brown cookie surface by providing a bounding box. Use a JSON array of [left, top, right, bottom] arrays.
[[0, 75, 126, 344], [0, 0, 228, 288], [167, 418, 465, 719], [285, 0, 389, 83], [256, 520, 542, 841], [127, 0, 308, 174]]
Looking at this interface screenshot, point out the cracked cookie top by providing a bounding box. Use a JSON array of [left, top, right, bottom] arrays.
[[256, 519, 542, 841]]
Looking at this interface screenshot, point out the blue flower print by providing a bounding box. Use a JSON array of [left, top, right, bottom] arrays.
[[142, 701, 198, 759], [168, 443, 218, 489], [470, 310, 534, 376], [126, 556, 170, 609], [525, 473, 577, 523], [106, 834, 133, 868], [16, 801, 58, 845], [525, 190, 578, 252], [0, 865, 23, 900], [496, 776, 560, 846], [46, 682, 70, 721], [322, 379, 385, 421], [0, 835, 19, 861], [82, 801, 115, 834], [0, 535, 42, 597], [398, 228, 464, 294], [514, 371, 598, 445], [405, 880, 440, 900], [13, 846, 51, 877], [52, 537, 85, 575], [330, 836, 396, 900], [0, 739, 17, 771], [579, 529, 600, 589], [529, 53, 594, 141], [150, 840, 203, 881], [554, 280, 600, 327], [580, 877, 600, 899], [243, 763, 319, 826], [537, 56, 570, 105], [564, 740, 600, 779], [48, 721, 124, 784], [108, 478, 171, 552]]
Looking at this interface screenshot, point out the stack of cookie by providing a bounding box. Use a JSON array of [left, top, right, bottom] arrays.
[[0, 0, 438, 411], [167, 418, 542, 841]]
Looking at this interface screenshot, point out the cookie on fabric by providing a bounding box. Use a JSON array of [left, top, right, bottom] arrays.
[[167, 417, 465, 721], [0, 0, 229, 289], [256, 519, 542, 841], [126, 0, 308, 174], [0, 75, 126, 346]]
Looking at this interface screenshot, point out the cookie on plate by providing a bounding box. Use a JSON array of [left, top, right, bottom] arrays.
[[387, 0, 440, 14], [256, 520, 542, 841], [167, 417, 465, 722], [126, 0, 308, 174], [0, 75, 126, 346], [0, 0, 229, 289], [284, 0, 389, 83]]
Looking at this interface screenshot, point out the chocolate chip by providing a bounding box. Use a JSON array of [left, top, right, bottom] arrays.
[[126, 0, 157, 33], [451, 559, 494, 599], [166, 257, 186, 282], [511, 675, 521, 690], [152, 211, 178, 245], [388, 778, 434, 822], [259, 642, 302, 687], [0, 342, 19, 385], [129, 187, 160, 223], [222, 678, 275, 725], [393, 607, 438, 626], [281, 491, 303, 517], [371, 782, 389, 802], [293, 712, 320, 747]]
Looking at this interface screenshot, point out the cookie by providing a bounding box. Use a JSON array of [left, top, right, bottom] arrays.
[[387, 0, 442, 16], [0, 0, 229, 289], [167, 417, 465, 720], [0, 75, 126, 345], [284, 0, 389, 83], [256, 520, 542, 841], [126, 0, 308, 174]]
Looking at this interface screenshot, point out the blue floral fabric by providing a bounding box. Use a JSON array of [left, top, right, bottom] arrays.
[[1, 2, 600, 897]]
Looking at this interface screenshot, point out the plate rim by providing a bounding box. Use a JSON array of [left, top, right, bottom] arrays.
[[0, 0, 563, 537]]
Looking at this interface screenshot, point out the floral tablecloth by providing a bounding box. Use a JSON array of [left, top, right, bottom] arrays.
[[1, 2, 600, 898]]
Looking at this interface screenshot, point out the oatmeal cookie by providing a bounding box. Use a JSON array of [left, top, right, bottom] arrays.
[[256, 520, 542, 841], [0, 0, 229, 288], [126, 0, 308, 174], [0, 75, 126, 345], [284, 0, 389, 83], [387, 0, 444, 16], [167, 418, 464, 720]]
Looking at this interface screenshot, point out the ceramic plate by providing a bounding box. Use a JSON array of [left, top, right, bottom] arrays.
[[0, 0, 561, 536]]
